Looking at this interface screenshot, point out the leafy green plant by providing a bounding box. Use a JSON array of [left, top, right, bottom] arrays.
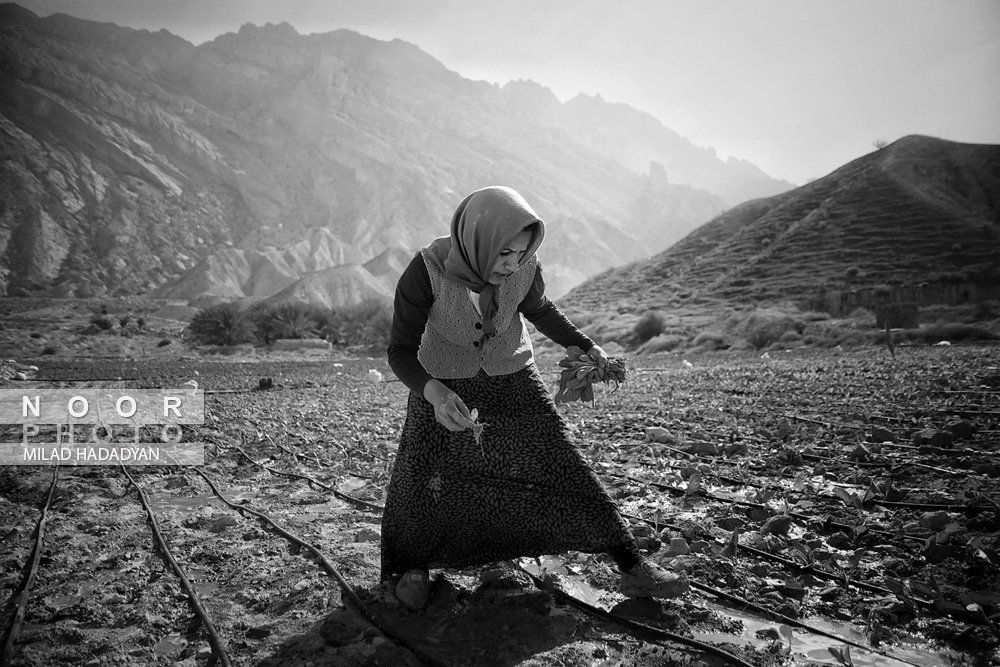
[[187, 301, 255, 346]]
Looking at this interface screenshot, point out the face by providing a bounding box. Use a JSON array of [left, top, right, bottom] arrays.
[[487, 229, 534, 285]]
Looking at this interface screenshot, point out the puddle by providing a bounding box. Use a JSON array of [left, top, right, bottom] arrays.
[[49, 572, 116, 609], [186, 566, 219, 597], [694, 597, 963, 666], [520, 556, 606, 608], [147, 489, 256, 514], [147, 494, 222, 514], [153, 632, 187, 657]]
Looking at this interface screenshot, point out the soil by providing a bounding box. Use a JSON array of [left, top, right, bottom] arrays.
[[1, 300, 999, 666]]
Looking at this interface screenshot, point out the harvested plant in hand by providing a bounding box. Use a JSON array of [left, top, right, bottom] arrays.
[[470, 408, 488, 458], [553, 345, 627, 405]]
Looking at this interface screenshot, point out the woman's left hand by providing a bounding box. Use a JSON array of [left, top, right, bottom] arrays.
[[586, 344, 609, 369]]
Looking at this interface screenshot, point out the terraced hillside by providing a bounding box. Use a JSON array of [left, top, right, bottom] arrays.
[[564, 135, 1000, 314]]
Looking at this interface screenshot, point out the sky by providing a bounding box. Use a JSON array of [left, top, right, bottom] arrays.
[[21, 0, 1000, 185]]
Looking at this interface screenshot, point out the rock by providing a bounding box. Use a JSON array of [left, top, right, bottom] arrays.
[[645, 427, 675, 444], [924, 542, 955, 563], [848, 444, 869, 461], [207, 516, 239, 533], [868, 427, 896, 443], [946, 420, 975, 440], [293, 579, 310, 591], [919, 511, 952, 532], [780, 579, 807, 599], [826, 533, 852, 549], [761, 515, 793, 536], [353, 527, 380, 542], [630, 523, 654, 538], [687, 440, 719, 455], [14, 372, 27, 381], [913, 428, 953, 448], [689, 540, 711, 553], [667, 537, 690, 555], [164, 476, 189, 489], [818, 586, 841, 601]]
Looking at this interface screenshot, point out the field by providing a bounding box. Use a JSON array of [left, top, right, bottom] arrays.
[[1, 332, 998, 666]]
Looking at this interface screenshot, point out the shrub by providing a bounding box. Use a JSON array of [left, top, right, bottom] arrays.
[[119, 315, 131, 328], [692, 331, 727, 350], [187, 301, 255, 346], [90, 315, 114, 330], [255, 302, 323, 342], [136, 317, 146, 329], [921, 322, 999, 343], [632, 311, 666, 344], [973, 300, 999, 321], [157, 339, 172, 347], [637, 334, 686, 354], [323, 299, 393, 348], [844, 266, 861, 281], [847, 307, 874, 322], [41, 346, 56, 355], [800, 311, 831, 322]]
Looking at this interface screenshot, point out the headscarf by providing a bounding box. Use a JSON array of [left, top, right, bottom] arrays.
[[425, 186, 545, 339]]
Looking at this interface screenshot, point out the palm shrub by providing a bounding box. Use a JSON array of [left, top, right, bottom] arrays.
[[255, 302, 322, 342], [188, 301, 255, 346], [324, 299, 393, 347]]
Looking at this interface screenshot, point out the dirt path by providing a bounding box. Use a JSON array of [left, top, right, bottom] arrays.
[[2, 346, 999, 666]]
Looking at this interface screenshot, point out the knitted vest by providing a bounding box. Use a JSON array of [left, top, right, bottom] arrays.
[[418, 247, 536, 379]]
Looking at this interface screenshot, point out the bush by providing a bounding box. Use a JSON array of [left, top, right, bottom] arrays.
[[41, 346, 56, 355], [800, 310, 831, 322], [847, 307, 874, 322], [188, 301, 255, 346], [157, 339, 172, 347], [637, 334, 686, 354], [255, 302, 323, 343], [692, 331, 727, 350], [920, 322, 999, 343], [632, 311, 666, 344], [973, 300, 999, 321], [324, 299, 393, 348], [90, 315, 114, 330]]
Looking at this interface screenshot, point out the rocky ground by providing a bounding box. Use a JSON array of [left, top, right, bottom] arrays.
[[1, 301, 999, 666]]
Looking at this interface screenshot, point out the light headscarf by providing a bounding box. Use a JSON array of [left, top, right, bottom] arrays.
[[425, 186, 545, 340]]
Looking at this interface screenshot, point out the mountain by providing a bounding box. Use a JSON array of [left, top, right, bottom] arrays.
[[562, 136, 1000, 316], [0, 4, 792, 304]]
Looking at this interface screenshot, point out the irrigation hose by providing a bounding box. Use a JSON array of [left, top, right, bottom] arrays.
[[121, 466, 233, 667], [190, 467, 447, 667], [1, 465, 59, 665], [688, 580, 926, 667], [512, 561, 757, 667]]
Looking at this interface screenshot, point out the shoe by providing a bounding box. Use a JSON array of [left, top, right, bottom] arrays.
[[619, 559, 688, 599], [395, 568, 430, 611]]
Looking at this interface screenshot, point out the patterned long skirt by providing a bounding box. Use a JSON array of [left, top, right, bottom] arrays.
[[380, 365, 633, 579]]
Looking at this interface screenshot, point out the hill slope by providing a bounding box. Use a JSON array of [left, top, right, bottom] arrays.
[[0, 4, 791, 303], [563, 136, 1000, 315]]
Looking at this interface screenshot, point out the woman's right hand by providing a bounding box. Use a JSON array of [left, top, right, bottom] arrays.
[[423, 379, 476, 432]]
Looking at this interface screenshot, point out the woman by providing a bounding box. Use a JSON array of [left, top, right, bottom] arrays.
[[383, 186, 687, 610]]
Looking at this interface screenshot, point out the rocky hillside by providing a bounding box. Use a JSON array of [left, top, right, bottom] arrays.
[[564, 135, 1000, 315], [0, 3, 792, 304]]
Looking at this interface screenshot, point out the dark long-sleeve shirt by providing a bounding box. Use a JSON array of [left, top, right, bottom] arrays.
[[387, 253, 594, 395]]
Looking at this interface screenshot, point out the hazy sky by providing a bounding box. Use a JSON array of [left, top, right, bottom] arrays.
[[22, 0, 1000, 184]]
